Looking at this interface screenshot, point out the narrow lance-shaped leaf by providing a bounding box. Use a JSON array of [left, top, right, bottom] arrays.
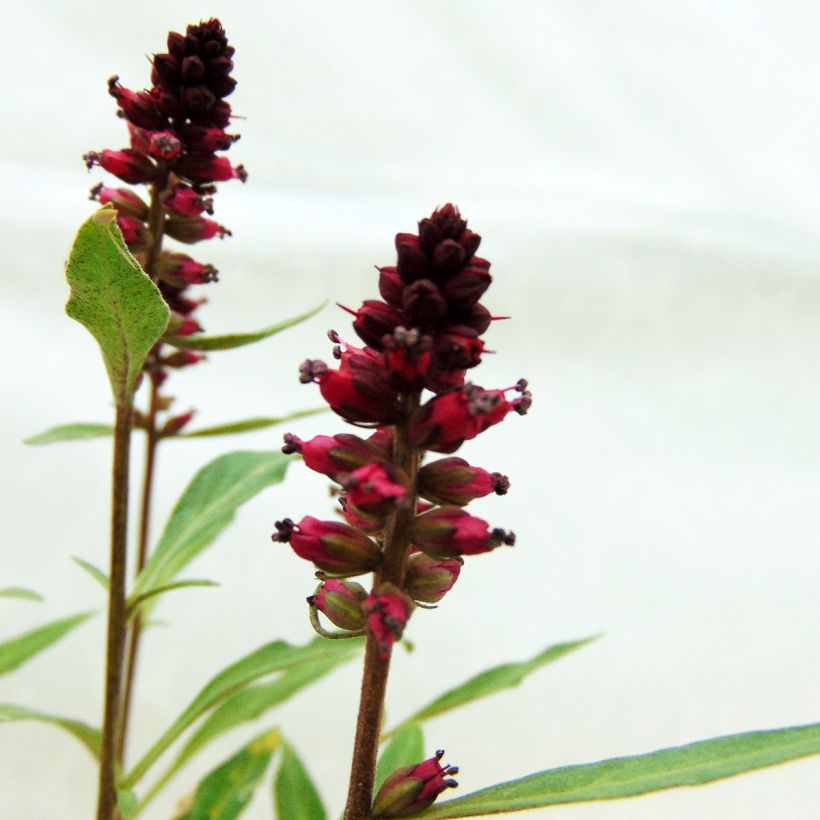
[[177, 407, 327, 439], [176, 728, 281, 820], [123, 636, 363, 788], [417, 722, 820, 818], [132, 450, 291, 600], [163, 301, 326, 351], [274, 739, 327, 820], [0, 704, 100, 758], [0, 611, 95, 677], [385, 636, 598, 739], [375, 723, 425, 794], [24, 422, 114, 446], [126, 579, 218, 619], [65, 206, 169, 404], [0, 587, 43, 602], [72, 556, 109, 589]]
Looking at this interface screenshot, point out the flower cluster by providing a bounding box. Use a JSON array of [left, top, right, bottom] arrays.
[[83, 18, 245, 389], [273, 205, 530, 651]]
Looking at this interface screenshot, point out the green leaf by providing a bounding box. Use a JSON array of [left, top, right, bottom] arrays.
[[0, 704, 100, 757], [126, 579, 218, 619], [386, 636, 598, 738], [417, 722, 820, 818], [274, 739, 327, 820], [117, 790, 138, 818], [65, 206, 170, 404], [375, 723, 425, 794], [132, 450, 291, 601], [123, 636, 363, 788], [176, 728, 281, 820], [72, 556, 109, 589], [0, 611, 94, 677], [178, 407, 327, 439], [164, 302, 326, 351], [160, 648, 358, 785], [0, 587, 43, 602], [24, 422, 114, 446]]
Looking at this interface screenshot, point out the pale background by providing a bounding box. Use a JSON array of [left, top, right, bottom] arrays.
[[2, 1, 819, 818]]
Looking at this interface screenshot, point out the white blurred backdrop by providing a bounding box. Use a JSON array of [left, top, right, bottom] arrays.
[[1, 1, 819, 818]]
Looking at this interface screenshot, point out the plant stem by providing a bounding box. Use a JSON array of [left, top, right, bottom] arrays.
[[96, 401, 133, 820], [116, 169, 168, 766], [117, 374, 160, 763], [343, 396, 420, 820]]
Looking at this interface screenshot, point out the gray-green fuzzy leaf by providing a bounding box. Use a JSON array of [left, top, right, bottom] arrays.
[[375, 723, 425, 794], [274, 739, 327, 820], [0, 611, 94, 677], [65, 206, 169, 404], [176, 728, 280, 820], [418, 722, 820, 817], [132, 451, 291, 600], [0, 704, 100, 757], [386, 636, 597, 738], [123, 636, 363, 787], [163, 302, 325, 351], [24, 422, 114, 445]]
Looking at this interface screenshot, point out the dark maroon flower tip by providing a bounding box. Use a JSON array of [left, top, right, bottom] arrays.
[[272, 518, 295, 543], [491, 472, 510, 495], [299, 359, 328, 384]]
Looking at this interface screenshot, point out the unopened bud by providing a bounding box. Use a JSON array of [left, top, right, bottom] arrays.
[[307, 579, 367, 631], [404, 553, 462, 604], [372, 749, 459, 818]]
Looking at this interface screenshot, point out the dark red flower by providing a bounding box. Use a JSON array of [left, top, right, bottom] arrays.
[[372, 749, 458, 818], [365, 583, 414, 658], [418, 457, 509, 506], [411, 507, 515, 558], [307, 579, 367, 631]]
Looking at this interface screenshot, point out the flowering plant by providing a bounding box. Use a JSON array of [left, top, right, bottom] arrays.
[[2, 16, 819, 820]]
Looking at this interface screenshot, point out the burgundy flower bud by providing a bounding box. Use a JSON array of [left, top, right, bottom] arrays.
[[395, 233, 430, 283], [423, 366, 467, 395], [178, 125, 238, 152], [272, 516, 382, 575], [340, 495, 387, 534], [281, 432, 387, 481], [149, 131, 182, 160], [449, 302, 493, 334], [90, 184, 149, 220], [401, 280, 447, 327], [341, 463, 408, 513], [161, 411, 195, 436], [155, 252, 218, 285], [181, 54, 206, 82], [116, 215, 148, 248], [404, 552, 462, 604], [411, 507, 515, 558], [431, 238, 466, 275], [372, 750, 458, 818], [378, 266, 404, 307], [107, 77, 163, 130], [166, 186, 214, 217], [150, 87, 181, 118], [307, 579, 367, 631], [163, 350, 205, 368], [84, 149, 156, 184], [150, 52, 181, 90], [166, 314, 204, 337], [383, 327, 433, 388], [367, 427, 395, 456], [434, 328, 485, 371], [344, 300, 404, 350], [409, 383, 526, 453], [181, 84, 216, 116], [418, 457, 508, 506], [208, 100, 232, 128], [165, 214, 230, 243], [178, 154, 247, 184], [365, 583, 414, 658], [439, 259, 492, 307]]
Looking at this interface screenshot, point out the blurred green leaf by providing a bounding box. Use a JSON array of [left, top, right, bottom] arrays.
[[65, 206, 169, 404], [386, 636, 598, 738], [274, 739, 327, 820], [123, 636, 363, 788], [126, 579, 218, 619], [176, 728, 281, 820], [72, 556, 109, 589], [375, 723, 424, 794], [24, 422, 114, 446], [133, 451, 291, 601], [178, 407, 327, 439], [0, 611, 94, 677], [0, 587, 43, 602], [418, 722, 820, 817], [117, 790, 138, 818], [164, 302, 325, 351], [0, 704, 100, 757], [157, 647, 359, 789]]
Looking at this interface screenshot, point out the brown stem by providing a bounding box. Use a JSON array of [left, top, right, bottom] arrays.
[[96, 402, 133, 820], [115, 169, 169, 766], [344, 395, 420, 820], [116, 374, 160, 763]]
